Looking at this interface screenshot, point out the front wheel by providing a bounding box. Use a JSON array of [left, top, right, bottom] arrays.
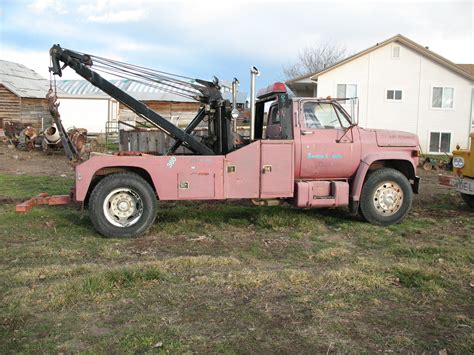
[[460, 193, 474, 208], [89, 172, 158, 238], [359, 168, 413, 226]]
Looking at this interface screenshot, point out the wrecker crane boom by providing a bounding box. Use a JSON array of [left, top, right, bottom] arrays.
[[49, 44, 235, 156]]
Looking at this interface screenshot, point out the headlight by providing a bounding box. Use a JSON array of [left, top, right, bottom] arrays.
[[453, 157, 464, 168]]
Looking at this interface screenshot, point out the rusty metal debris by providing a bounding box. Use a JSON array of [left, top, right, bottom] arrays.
[[419, 156, 452, 171], [15, 192, 72, 213], [17, 126, 39, 151]]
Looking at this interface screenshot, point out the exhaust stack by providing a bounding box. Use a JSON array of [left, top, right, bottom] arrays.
[[249, 66, 260, 140], [231, 78, 239, 132]]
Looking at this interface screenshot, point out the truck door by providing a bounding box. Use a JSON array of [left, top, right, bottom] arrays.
[[298, 100, 361, 179], [260, 140, 294, 198]]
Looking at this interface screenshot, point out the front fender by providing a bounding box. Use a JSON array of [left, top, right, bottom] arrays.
[[350, 152, 418, 201]]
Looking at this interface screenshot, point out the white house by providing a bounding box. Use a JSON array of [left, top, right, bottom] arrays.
[[286, 34, 474, 154]]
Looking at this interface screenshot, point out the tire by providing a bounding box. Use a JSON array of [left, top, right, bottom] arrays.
[[88, 172, 157, 238], [460, 193, 474, 209], [359, 168, 412, 226]]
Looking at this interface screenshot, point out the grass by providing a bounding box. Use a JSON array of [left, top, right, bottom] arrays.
[[0, 173, 473, 353]]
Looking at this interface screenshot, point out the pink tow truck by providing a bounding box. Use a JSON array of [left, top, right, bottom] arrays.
[[18, 45, 420, 238]]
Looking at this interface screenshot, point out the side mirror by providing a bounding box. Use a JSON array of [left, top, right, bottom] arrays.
[[350, 97, 359, 126]]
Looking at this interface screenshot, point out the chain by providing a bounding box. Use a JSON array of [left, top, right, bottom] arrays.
[[49, 57, 53, 91]]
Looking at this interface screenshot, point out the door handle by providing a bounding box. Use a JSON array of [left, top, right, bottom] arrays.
[[262, 165, 272, 173], [301, 130, 314, 135]]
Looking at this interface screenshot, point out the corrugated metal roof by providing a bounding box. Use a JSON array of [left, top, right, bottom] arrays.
[[0, 59, 66, 98], [58, 79, 248, 103], [57, 79, 197, 102]]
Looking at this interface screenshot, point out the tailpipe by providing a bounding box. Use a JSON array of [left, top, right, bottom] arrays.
[[231, 77, 239, 132], [249, 66, 260, 140]]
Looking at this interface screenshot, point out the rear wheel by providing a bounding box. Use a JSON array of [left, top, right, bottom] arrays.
[[89, 172, 157, 238], [359, 168, 412, 225], [460, 193, 474, 208]]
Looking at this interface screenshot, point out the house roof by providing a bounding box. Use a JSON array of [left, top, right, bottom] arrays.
[[0, 59, 66, 98], [285, 72, 316, 85], [457, 64, 474, 77], [308, 34, 474, 82]]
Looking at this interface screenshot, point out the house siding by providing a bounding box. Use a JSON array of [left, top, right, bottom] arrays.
[[0, 84, 21, 122], [19, 97, 52, 127], [0, 85, 52, 128], [118, 101, 201, 124], [58, 97, 111, 133]]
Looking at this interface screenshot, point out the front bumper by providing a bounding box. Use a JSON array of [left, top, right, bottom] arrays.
[[412, 176, 420, 194], [439, 175, 474, 195]]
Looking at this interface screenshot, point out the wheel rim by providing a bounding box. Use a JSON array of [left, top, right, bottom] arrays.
[[103, 188, 144, 228], [372, 181, 403, 216]]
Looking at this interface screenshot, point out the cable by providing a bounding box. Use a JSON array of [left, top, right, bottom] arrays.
[[91, 66, 199, 100]]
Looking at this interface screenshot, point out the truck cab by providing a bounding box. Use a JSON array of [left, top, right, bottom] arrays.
[[252, 82, 420, 213]]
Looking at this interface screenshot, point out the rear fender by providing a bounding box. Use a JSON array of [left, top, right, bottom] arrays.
[[74, 157, 159, 202]]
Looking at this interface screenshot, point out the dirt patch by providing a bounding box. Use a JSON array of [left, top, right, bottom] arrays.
[[0, 196, 21, 204], [0, 144, 74, 177]]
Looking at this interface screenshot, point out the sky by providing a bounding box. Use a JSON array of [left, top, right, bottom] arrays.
[[0, 0, 473, 93]]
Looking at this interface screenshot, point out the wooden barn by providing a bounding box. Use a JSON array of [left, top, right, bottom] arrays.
[[0, 60, 64, 130]]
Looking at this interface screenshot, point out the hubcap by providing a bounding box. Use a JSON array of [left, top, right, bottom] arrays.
[[103, 188, 144, 227], [373, 181, 403, 216]]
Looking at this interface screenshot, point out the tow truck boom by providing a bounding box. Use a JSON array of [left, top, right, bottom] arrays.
[[49, 44, 234, 155]]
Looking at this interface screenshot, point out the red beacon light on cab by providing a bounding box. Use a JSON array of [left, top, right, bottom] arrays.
[[256, 82, 287, 99]]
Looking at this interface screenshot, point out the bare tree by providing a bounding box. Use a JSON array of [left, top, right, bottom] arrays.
[[283, 42, 349, 80]]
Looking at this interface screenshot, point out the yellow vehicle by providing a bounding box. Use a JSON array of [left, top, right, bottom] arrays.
[[439, 132, 474, 208]]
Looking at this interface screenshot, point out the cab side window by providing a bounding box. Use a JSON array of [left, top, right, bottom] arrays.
[[266, 99, 293, 140], [303, 102, 344, 129], [269, 106, 279, 124]]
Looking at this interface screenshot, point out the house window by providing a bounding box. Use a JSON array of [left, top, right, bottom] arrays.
[[392, 46, 400, 59], [386, 89, 402, 101], [429, 132, 451, 153], [336, 84, 357, 98], [432, 87, 454, 108]]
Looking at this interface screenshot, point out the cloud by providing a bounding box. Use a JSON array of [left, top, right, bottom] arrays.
[[77, 0, 148, 23], [3, 0, 472, 91], [0, 45, 124, 81], [0, 45, 58, 80], [87, 9, 146, 23], [27, 0, 68, 14]]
